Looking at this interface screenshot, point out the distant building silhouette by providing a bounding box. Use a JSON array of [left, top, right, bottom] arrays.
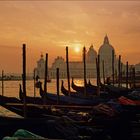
[[99, 35, 117, 77], [86, 45, 97, 63], [135, 63, 140, 73], [34, 54, 45, 78], [34, 35, 120, 79]]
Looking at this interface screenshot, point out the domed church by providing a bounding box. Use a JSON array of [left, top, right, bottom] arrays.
[[35, 35, 117, 78], [86, 45, 97, 64], [99, 35, 116, 76]]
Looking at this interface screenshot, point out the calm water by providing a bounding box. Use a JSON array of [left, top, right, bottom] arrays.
[[0, 78, 97, 98]]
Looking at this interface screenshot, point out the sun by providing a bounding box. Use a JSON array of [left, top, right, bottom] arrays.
[[73, 43, 81, 53], [74, 46, 80, 53]]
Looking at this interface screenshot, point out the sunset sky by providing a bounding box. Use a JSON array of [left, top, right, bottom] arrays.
[[0, 1, 140, 73]]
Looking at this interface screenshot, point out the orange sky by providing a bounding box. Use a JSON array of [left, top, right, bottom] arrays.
[[0, 1, 140, 73]]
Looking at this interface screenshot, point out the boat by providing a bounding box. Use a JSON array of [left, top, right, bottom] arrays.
[[71, 78, 98, 95], [71, 78, 111, 98], [19, 84, 43, 104], [39, 81, 109, 105], [0, 115, 85, 140], [100, 82, 132, 97], [19, 84, 55, 105], [63, 80, 116, 101], [88, 79, 98, 89], [61, 80, 83, 97], [0, 94, 20, 105]]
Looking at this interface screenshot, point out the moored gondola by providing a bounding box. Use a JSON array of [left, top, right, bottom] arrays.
[[19, 84, 54, 105], [100, 82, 132, 97], [71, 78, 98, 95], [0, 94, 20, 105], [61, 80, 109, 99], [39, 82, 107, 106], [61, 80, 83, 97]]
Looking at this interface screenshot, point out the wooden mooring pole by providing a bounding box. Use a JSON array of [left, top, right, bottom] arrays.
[[132, 66, 136, 89], [112, 50, 115, 85], [83, 46, 87, 97], [2, 70, 4, 96], [22, 44, 27, 118], [126, 61, 129, 89], [66, 46, 71, 96], [120, 62, 123, 87], [44, 53, 48, 105], [33, 69, 36, 99], [115, 69, 118, 84], [56, 68, 60, 104], [129, 66, 133, 88], [118, 55, 121, 87], [98, 55, 100, 96], [96, 55, 100, 96]]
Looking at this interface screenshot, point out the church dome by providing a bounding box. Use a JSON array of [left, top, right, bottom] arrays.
[[98, 35, 114, 55], [98, 35, 116, 76], [52, 56, 65, 69], [86, 45, 97, 63]]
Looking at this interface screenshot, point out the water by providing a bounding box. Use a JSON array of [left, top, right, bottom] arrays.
[[0, 78, 97, 98]]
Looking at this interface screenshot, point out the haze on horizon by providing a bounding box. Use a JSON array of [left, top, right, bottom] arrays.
[[0, 1, 140, 73]]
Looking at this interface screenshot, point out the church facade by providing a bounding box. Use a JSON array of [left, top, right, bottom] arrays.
[[99, 35, 117, 77], [34, 35, 118, 79]]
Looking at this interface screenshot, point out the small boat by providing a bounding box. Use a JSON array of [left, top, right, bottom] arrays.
[[71, 78, 98, 95], [0, 95, 20, 105], [100, 82, 132, 97], [88, 79, 98, 89], [61, 80, 82, 97], [19, 84, 43, 104], [19, 84, 55, 105], [118, 96, 140, 114]]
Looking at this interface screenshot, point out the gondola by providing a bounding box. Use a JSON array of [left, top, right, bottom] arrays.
[[61, 80, 83, 97], [1, 106, 137, 140], [19, 84, 43, 104], [100, 82, 132, 97], [0, 94, 21, 105], [71, 78, 98, 95], [19, 84, 54, 105], [62, 80, 114, 100], [88, 79, 98, 89], [3, 84, 54, 117], [71, 78, 110, 98], [0, 115, 86, 140], [3, 102, 54, 118], [39, 82, 109, 105]]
